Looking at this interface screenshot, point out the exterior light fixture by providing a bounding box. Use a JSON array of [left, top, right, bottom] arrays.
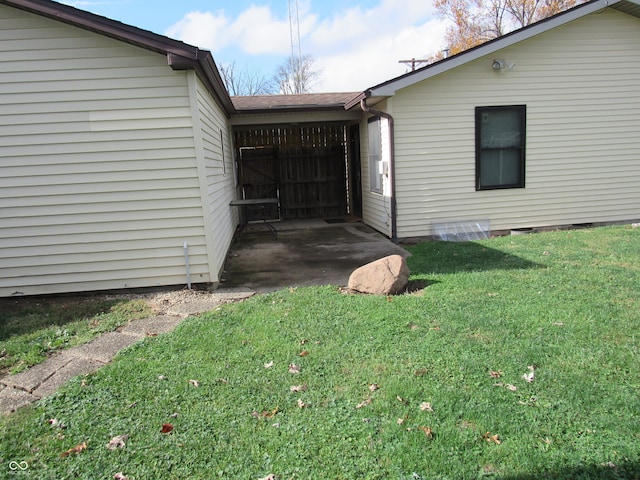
[[492, 59, 515, 72], [492, 59, 506, 70]]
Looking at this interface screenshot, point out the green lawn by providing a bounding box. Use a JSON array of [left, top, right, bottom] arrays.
[[0, 297, 152, 375], [1, 226, 639, 479]]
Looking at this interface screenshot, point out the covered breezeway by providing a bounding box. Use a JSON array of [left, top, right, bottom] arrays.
[[230, 93, 364, 223]]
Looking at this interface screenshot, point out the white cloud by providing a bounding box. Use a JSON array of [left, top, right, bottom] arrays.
[[166, 1, 449, 92], [314, 18, 449, 92], [165, 11, 231, 51], [166, 7, 295, 56], [307, 1, 448, 91], [228, 6, 293, 55]]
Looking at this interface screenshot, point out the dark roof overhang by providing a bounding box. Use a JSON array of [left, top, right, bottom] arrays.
[[232, 92, 364, 115]]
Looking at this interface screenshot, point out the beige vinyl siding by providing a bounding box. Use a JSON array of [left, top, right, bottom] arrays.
[[391, 9, 640, 238], [189, 74, 237, 282], [361, 109, 392, 237], [0, 5, 211, 296]]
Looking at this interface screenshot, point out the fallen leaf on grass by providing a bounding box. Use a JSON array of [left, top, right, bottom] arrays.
[[522, 365, 535, 383], [106, 434, 129, 450], [356, 398, 372, 409], [189, 379, 200, 387], [298, 350, 309, 357], [297, 399, 307, 409], [60, 442, 87, 458], [420, 402, 434, 412], [288, 364, 301, 374], [252, 407, 280, 419], [160, 423, 173, 434], [48, 418, 67, 429], [482, 432, 501, 444], [290, 384, 308, 392], [419, 426, 434, 439], [300, 338, 309, 345], [494, 383, 518, 391], [264, 361, 274, 369], [397, 416, 408, 425], [114, 473, 128, 480], [368, 384, 380, 392], [396, 395, 408, 404], [489, 370, 503, 379]]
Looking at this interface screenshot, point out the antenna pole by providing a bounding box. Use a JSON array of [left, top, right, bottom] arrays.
[[288, 0, 302, 66]]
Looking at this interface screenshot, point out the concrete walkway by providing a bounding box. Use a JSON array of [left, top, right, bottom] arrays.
[[0, 289, 254, 415]]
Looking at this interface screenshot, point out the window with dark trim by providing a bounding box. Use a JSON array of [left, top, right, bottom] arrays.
[[220, 129, 226, 176], [475, 105, 526, 190]]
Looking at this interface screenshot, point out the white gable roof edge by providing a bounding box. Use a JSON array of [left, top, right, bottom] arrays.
[[368, 0, 635, 97]]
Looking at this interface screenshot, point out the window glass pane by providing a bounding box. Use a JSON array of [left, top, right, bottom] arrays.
[[476, 105, 525, 190], [480, 109, 521, 149], [368, 118, 382, 193], [479, 149, 521, 187]]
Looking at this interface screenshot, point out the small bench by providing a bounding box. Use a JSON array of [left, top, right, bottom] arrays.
[[229, 198, 279, 239]]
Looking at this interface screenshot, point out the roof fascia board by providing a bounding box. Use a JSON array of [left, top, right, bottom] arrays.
[[233, 105, 354, 115], [194, 53, 236, 116], [369, 0, 621, 97]]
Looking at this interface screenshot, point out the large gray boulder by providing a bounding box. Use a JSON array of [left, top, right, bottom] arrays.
[[348, 254, 410, 295]]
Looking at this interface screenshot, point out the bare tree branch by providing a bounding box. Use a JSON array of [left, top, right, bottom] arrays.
[[275, 54, 322, 95], [219, 61, 276, 96], [434, 0, 586, 57]]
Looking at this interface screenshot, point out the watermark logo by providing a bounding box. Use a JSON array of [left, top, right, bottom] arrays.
[[8, 461, 29, 471]]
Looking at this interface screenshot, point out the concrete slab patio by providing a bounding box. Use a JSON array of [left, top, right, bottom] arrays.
[[221, 219, 409, 292]]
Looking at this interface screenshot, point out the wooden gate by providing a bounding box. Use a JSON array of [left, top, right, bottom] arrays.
[[234, 124, 348, 219]]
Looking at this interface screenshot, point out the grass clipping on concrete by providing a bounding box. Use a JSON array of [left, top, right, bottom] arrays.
[[2, 226, 640, 479]]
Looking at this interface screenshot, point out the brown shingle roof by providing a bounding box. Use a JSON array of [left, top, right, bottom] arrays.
[[232, 92, 362, 113]]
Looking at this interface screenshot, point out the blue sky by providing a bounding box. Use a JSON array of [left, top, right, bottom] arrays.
[[62, 0, 449, 92]]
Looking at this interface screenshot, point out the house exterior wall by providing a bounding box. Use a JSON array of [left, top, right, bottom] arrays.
[[389, 9, 640, 238], [189, 74, 237, 283], [0, 5, 220, 296], [360, 102, 393, 237]]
